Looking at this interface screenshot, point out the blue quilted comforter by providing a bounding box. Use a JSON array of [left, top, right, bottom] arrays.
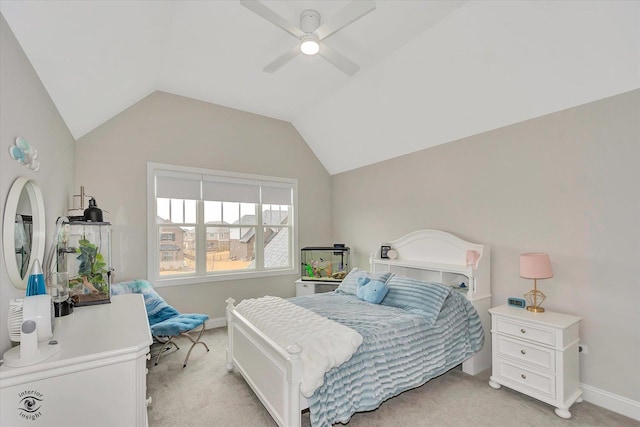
[[289, 290, 484, 427]]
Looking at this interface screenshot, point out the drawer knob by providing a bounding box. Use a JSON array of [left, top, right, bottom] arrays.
[[521, 374, 527, 380], [520, 329, 526, 334], [520, 349, 526, 355]]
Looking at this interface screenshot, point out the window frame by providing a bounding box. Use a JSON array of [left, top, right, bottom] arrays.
[[147, 162, 298, 287]]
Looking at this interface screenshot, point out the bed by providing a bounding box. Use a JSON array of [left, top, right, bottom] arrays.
[[225, 229, 491, 427]]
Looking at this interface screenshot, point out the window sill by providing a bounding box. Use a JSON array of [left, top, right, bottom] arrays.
[[151, 268, 297, 287]]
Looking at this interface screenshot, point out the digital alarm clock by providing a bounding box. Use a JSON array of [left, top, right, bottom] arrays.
[[507, 297, 527, 309]]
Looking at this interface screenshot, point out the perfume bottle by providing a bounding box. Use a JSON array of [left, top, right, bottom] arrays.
[[26, 259, 46, 296]]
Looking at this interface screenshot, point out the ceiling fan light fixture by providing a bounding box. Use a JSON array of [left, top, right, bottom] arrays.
[[300, 36, 320, 56]]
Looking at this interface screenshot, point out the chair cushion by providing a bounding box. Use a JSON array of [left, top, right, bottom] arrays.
[[144, 292, 180, 326], [111, 279, 153, 295], [151, 314, 209, 337], [112, 279, 180, 326]]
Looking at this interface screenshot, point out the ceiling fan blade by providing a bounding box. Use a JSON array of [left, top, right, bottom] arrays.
[[240, 0, 305, 39], [263, 45, 301, 73], [318, 42, 360, 76], [314, 0, 376, 41]]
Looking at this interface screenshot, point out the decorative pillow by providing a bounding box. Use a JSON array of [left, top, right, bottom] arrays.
[[380, 276, 452, 325], [356, 277, 389, 304], [335, 268, 393, 296]]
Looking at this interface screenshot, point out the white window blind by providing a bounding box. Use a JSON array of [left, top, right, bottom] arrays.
[[202, 176, 261, 203], [261, 181, 293, 205], [156, 171, 201, 200], [156, 172, 294, 204]]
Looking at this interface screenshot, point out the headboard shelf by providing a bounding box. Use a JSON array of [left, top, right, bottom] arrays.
[[371, 259, 472, 277]]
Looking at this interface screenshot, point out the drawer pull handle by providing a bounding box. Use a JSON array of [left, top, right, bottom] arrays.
[[521, 374, 527, 380], [520, 329, 526, 334], [520, 349, 526, 355]]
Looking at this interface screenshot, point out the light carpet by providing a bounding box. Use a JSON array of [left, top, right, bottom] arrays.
[[146, 328, 638, 427]]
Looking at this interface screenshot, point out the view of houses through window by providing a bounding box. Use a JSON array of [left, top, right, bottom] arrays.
[[157, 201, 290, 275], [149, 164, 296, 283]]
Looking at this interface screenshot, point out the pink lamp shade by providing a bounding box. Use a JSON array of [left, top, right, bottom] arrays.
[[520, 253, 553, 279]]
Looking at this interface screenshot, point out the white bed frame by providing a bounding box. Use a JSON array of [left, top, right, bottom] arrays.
[[225, 229, 491, 427]]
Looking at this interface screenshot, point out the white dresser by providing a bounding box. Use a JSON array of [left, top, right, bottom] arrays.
[[488, 305, 583, 418], [1, 294, 152, 427]]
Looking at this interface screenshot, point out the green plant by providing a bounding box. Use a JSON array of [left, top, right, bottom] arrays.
[[76, 238, 108, 293]]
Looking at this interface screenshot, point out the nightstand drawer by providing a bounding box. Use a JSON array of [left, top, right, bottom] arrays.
[[496, 358, 556, 399], [495, 335, 555, 371], [496, 318, 555, 346]]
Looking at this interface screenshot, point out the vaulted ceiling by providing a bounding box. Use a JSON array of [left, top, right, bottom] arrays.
[[1, 1, 638, 174]]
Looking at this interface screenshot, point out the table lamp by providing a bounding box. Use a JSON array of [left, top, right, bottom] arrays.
[[520, 252, 553, 313]]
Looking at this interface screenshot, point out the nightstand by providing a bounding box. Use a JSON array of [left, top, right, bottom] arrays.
[[488, 305, 583, 419], [295, 279, 339, 296]]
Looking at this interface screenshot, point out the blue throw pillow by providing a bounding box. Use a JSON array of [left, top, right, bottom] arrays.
[[381, 276, 452, 325], [356, 278, 389, 304], [336, 268, 393, 296]]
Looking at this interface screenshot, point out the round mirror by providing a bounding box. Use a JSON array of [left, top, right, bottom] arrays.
[[3, 177, 46, 289]]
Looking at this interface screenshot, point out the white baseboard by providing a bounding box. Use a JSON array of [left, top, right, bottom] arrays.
[[205, 317, 226, 330], [581, 382, 640, 421]]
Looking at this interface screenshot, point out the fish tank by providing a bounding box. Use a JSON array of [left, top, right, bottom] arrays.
[[301, 245, 350, 282], [57, 220, 111, 306]]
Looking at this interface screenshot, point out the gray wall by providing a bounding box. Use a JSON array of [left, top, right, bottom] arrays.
[[331, 89, 640, 402], [74, 91, 332, 320], [0, 15, 76, 354]]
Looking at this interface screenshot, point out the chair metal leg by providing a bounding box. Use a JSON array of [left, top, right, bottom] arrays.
[[153, 338, 179, 366], [180, 323, 210, 368]]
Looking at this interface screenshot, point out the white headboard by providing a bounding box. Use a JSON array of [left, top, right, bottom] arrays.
[[370, 229, 491, 302]]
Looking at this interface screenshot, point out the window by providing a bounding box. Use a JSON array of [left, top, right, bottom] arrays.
[[147, 163, 297, 286]]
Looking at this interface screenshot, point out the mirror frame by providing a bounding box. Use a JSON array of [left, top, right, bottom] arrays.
[[3, 177, 46, 289]]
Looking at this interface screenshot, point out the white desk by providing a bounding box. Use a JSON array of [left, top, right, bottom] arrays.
[[1, 294, 152, 426]]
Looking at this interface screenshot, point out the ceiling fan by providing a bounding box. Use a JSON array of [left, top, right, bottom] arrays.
[[240, 0, 376, 76]]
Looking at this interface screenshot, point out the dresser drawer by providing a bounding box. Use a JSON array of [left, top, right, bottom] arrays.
[[496, 318, 555, 346], [496, 358, 556, 399], [495, 335, 555, 371]]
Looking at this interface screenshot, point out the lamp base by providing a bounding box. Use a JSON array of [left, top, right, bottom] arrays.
[[524, 289, 546, 313]]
